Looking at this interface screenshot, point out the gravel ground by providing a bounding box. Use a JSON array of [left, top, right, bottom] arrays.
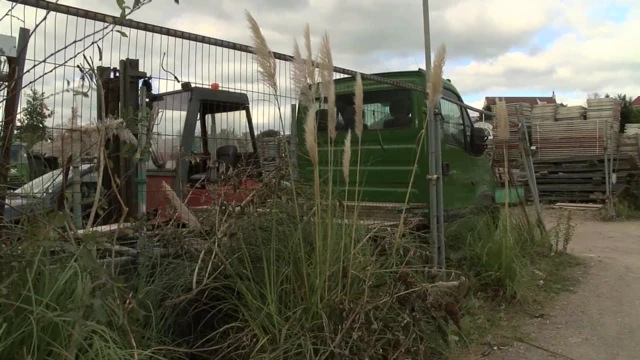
[[488, 210, 640, 360]]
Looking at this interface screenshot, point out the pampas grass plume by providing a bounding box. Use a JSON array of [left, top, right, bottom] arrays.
[[427, 44, 447, 109], [318, 32, 336, 139], [246, 11, 278, 92], [304, 24, 315, 84], [292, 39, 312, 106], [304, 105, 318, 166], [495, 101, 510, 140], [354, 73, 363, 138]]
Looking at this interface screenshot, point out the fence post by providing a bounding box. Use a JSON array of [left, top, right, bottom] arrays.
[[289, 104, 297, 177], [72, 154, 82, 228], [517, 105, 544, 231], [0, 27, 30, 223]]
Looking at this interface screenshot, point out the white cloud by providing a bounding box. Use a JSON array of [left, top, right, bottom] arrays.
[[448, 3, 640, 102]]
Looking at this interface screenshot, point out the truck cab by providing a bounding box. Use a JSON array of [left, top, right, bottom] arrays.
[[295, 70, 495, 221]]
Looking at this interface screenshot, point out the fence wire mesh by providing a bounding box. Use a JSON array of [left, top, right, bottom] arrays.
[[0, 0, 493, 234]]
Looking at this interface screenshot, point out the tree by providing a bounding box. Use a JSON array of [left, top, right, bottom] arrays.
[[613, 94, 640, 128], [257, 129, 280, 139], [16, 88, 53, 148], [482, 103, 493, 122]]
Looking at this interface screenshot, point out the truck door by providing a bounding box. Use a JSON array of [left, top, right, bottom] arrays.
[[438, 90, 495, 211]]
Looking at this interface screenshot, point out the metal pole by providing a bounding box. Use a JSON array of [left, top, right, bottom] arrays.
[[422, 0, 432, 80], [137, 86, 148, 263], [428, 110, 438, 268], [435, 114, 446, 270], [423, 0, 438, 268], [517, 105, 543, 224], [428, 0, 446, 269], [72, 153, 82, 228], [290, 104, 298, 177], [137, 86, 148, 219]]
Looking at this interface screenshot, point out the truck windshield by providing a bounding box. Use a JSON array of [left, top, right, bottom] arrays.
[[317, 89, 413, 132], [10, 144, 23, 163]]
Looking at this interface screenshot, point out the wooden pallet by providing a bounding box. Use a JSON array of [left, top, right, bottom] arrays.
[[523, 154, 638, 203]]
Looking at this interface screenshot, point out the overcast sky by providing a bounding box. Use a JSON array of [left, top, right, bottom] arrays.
[[115, 0, 639, 108], [1, 0, 639, 135]]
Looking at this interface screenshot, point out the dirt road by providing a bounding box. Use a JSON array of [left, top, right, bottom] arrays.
[[491, 213, 640, 360]]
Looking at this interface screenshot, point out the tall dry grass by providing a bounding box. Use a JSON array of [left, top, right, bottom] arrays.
[[172, 13, 469, 359]]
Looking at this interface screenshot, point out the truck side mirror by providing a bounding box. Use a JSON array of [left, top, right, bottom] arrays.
[[470, 126, 488, 156]]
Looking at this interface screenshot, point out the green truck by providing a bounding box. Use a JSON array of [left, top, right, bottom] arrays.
[[8, 142, 30, 189], [294, 69, 496, 222]]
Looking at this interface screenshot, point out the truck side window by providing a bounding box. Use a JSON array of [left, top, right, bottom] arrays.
[[439, 97, 466, 149], [331, 89, 414, 132]]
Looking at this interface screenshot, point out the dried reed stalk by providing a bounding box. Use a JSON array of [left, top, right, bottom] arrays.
[[342, 130, 352, 183], [161, 181, 202, 230]]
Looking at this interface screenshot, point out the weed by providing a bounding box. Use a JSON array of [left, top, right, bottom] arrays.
[[549, 211, 575, 254], [602, 176, 640, 221], [446, 208, 548, 303], [0, 245, 187, 360]]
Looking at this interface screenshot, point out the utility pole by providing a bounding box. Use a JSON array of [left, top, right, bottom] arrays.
[[422, 0, 432, 81]]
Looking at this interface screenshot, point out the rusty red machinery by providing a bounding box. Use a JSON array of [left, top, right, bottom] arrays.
[[146, 85, 262, 222]]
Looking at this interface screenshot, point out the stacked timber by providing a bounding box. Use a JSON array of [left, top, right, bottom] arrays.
[[531, 103, 558, 124], [531, 99, 620, 160], [586, 98, 621, 149], [624, 124, 640, 136], [555, 105, 586, 121], [527, 154, 638, 203], [523, 98, 630, 203], [618, 133, 640, 167], [531, 120, 611, 160]]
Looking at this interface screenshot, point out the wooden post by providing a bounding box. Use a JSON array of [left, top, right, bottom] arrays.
[[0, 28, 30, 221]]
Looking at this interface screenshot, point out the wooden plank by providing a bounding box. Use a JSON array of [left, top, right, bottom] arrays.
[[555, 202, 603, 208]]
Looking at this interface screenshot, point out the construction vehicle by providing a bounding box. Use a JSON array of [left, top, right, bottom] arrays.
[[144, 85, 262, 221], [294, 70, 496, 223]]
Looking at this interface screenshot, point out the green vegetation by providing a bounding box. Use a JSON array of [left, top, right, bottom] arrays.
[[600, 176, 640, 221], [15, 88, 54, 149]]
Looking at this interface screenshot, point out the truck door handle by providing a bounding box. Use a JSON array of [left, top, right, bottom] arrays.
[[442, 162, 450, 176]]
